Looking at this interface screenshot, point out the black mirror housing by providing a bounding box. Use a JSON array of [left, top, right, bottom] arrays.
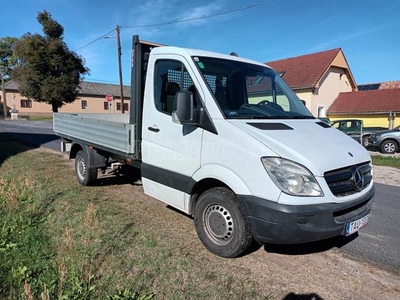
[[172, 91, 199, 125]]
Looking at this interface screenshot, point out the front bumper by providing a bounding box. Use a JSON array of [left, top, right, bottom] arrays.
[[239, 186, 375, 245], [369, 136, 380, 148]]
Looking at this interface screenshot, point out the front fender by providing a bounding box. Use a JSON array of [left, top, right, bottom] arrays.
[[191, 164, 251, 195]]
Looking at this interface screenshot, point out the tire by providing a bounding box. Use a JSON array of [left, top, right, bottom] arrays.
[[193, 187, 254, 258], [380, 140, 398, 154], [75, 150, 98, 186]]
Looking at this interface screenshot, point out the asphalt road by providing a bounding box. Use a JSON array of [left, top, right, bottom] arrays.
[[0, 119, 399, 274], [340, 183, 400, 274], [0, 119, 60, 151]]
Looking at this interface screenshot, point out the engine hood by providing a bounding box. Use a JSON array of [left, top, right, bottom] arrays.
[[229, 119, 371, 176], [374, 128, 400, 135]]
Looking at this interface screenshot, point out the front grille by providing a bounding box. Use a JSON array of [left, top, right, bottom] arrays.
[[324, 162, 372, 197]]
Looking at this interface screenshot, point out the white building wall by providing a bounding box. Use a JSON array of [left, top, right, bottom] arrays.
[[310, 67, 353, 117]]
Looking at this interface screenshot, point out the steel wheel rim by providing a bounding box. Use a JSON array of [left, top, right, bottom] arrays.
[[203, 204, 234, 245], [77, 157, 87, 180]]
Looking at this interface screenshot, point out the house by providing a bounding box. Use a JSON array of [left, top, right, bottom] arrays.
[[327, 81, 400, 129], [0, 80, 130, 117], [265, 48, 357, 117]]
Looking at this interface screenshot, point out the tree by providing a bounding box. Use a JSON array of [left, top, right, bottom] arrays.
[[0, 37, 19, 81], [12, 10, 89, 112]]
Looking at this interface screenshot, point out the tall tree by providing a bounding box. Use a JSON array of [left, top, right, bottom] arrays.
[[12, 10, 89, 112], [0, 37, 19, 81]]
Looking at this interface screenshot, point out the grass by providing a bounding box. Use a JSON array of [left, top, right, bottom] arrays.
[[371, 155, 400, 169], [0, 115, 53, 121], [27, 115, 53, 121], [0, 137, 269, 299]]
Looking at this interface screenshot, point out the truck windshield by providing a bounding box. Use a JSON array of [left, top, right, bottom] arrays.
[[193, 56, 313, 119]]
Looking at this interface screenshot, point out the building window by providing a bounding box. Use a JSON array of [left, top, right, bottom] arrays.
[[116, 103, 129, 111], [21, 99, 32, 108], [81, 100, 87, 109], [104, 102, 109, 110]]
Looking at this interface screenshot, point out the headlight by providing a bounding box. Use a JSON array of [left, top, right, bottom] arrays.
[[261, 157, 323, 197]]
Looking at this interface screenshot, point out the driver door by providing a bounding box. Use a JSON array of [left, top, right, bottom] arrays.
[[141, 58, 203, 213]]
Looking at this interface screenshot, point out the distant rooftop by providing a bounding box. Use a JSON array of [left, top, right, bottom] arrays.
[[357, 80, 400, 91], [265, 48, 348, 90], [5, 80, 131, 98], [328, 87, 400, 114]]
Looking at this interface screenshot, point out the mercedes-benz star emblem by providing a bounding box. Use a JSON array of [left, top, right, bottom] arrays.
[[353, 168, 365, 191]]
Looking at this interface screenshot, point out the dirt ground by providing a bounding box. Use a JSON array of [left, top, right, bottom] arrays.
[[62, 150, 400, 299], [373, 165, 400, 187]]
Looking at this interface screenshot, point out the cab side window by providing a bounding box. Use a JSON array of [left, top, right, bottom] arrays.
[[155, 60, 200, 115]]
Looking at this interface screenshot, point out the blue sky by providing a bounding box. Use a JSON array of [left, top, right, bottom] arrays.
[[1, 0, 399, 86]]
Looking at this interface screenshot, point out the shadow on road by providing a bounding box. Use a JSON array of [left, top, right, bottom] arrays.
[[0, 132, 60, 167], [264, 233, 358, 255], [3, 131, 59, 147], [0, 133, 37, 166]]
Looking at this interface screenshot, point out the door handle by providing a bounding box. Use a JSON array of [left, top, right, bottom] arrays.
[[148, 126, 160, 133]]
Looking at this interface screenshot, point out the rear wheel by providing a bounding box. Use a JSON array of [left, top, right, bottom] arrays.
[[381, 140, 398, 154], [193, 187, 254, 258], [75, 150, 98, 186], [362, 136, 370, 148]]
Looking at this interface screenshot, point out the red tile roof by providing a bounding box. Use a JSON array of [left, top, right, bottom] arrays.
[[380, 81, 400, 89], [265, 48, 342, 89], [327, 89, 400, 114]]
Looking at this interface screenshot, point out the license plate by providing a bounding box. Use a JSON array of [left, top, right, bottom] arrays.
[[345, 214, 369, 236]]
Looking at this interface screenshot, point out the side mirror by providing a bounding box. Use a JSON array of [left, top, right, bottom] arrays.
[[172, 91, 199, 125]]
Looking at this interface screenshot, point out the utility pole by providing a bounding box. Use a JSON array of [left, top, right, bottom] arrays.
[[1, 69, 7, 118], [116, 25, 124, 113]]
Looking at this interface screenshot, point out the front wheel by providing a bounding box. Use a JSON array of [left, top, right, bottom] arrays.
[[381, 140, 398, 154], [75, 150, 98, 186], [193, 187, 254, 258]]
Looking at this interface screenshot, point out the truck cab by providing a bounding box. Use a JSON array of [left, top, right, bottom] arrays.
[[331, 119, 364, 144], [331, 119, 388, 148], [140, 46, 374, 257]]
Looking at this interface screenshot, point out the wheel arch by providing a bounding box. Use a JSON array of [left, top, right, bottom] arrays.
[[381, 137, 400, 147], [69, 143, 84, 159], [69, 142, 106, 168], [187, 165, 250, 215]]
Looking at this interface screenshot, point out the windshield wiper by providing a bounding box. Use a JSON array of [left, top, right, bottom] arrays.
[[276, 115, 315, 119], [292, 115, 315, 119], [228, 115, 279, 119]]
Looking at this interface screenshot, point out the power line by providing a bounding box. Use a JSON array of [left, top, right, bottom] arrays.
[[63, 1, 280, 53], [84, 78, 119, 84], [121, 0, 279, 28], [74, 28, 116, 52]]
